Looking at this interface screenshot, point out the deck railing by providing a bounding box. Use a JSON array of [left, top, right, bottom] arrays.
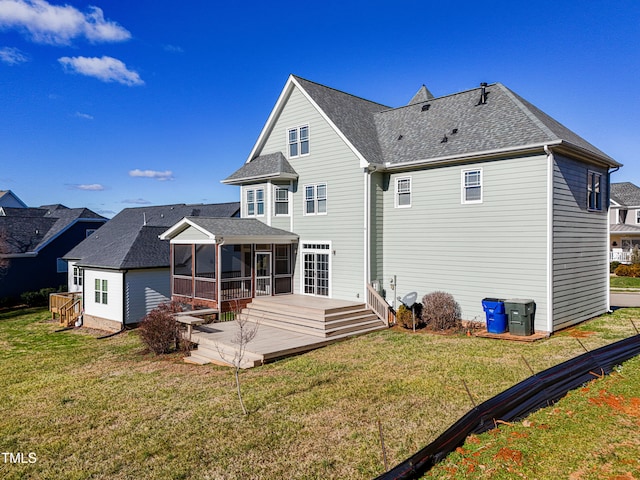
[[366, 283, 394, 326], [611, 251, 632, 263], [49, 292, 82, 327]]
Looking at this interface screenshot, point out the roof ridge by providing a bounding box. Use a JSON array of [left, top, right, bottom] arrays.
[[292, 75, 391, 109]]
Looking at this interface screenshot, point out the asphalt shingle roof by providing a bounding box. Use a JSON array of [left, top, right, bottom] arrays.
[[611, 183, 640, 206], [223, 152, 297, 184], [184, 217, 297, 238], [65, 203, 240, 269], [0, 206, 106, 254]]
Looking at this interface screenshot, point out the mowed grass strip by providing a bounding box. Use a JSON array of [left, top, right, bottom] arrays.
[[0, 307, 638, 479]]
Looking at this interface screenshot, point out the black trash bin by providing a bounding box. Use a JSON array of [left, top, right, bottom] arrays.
[[504, 299, 535, 336]]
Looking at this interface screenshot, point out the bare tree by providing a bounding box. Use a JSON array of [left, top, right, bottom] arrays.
[[216, 304, 259, 415]]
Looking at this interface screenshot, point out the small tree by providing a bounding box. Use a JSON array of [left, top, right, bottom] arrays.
[[421, 291, 462, 331], [216, 303, 259, 415], [138, 302, 184, 354], [631, 245, 640, 265]]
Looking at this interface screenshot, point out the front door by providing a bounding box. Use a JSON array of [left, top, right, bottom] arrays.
[[255, 251, 271, 296], [302, 243, 330, 296]]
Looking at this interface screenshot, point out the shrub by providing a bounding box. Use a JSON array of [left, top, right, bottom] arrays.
[[614, 264, 640, 277], [395, 304, 413, 329], [138, 302, 185, 355], [421, 291, 462, 331], [610, 261, 621, 274], [20, 288, 57, 307], [632, 246, 640, 265]]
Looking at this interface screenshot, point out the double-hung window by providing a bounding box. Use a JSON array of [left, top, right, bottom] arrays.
[[274, 186, 289, 216], [95, 279, 108, 304], [73, 266, 83, 286], [395, 177, 411, 208], [288, 125, 309, 158], [587, 171, 603, 211], [304, 183, 327, 215], [462, 169, 482, 204], [246, 188, 264, 216]]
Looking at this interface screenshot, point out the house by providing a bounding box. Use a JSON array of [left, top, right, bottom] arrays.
[[0, 190, 28, 208], [162, 75, 620, 334], [609, 182, 640, 263], [0, 204, 106, 301], [63, 202, 239, 331]]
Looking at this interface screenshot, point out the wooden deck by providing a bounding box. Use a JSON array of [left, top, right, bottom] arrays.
[[185, 295, 388, 368]]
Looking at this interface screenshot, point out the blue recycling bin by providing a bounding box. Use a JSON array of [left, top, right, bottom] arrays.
[[482, 298, 508, 334]]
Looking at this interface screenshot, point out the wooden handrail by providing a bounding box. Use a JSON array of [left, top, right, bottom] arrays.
[[366, 283, 394, 326], [49, 293, 82, 327]]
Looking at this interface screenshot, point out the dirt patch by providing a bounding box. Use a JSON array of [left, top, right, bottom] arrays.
[[562, 328, 596, 338], [588, 389, 640, 419], [493, 447, 523, 465]]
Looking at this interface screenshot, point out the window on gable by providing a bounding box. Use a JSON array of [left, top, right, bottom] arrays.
[[587, 171, 603, 211], [304, 183, 327, 215], [395, 177, 411, 208], [94, 278, 108, 304], [246, 188, 264, 216], [288, 125, 309, 158], [462, 169, 483, 204], [274, 186, 289, 216]]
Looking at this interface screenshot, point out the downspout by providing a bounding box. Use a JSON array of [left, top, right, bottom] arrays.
[[607, 166, 621, 313], [544, 145, 554, 334], [363, 167, 371, 299]]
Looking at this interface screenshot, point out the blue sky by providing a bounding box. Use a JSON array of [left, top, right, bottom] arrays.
[[1, 0, 639, 217]]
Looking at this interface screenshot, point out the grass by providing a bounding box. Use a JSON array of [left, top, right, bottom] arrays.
[[610, 275, 640, 289], [0, 307, 639, 479]]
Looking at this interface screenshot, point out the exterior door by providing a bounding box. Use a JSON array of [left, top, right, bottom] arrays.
[[303, 249, 330, 296], [255, 251, 271, 296]]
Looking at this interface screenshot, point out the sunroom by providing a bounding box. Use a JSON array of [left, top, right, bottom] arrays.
[[159, 217, 298, 312]]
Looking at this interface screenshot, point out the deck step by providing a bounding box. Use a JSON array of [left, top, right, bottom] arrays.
[[186, 341, 264, 369]]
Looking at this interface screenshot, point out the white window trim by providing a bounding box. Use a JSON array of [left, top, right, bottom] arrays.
[[461, 168, 483, 204], [303, 183, 327, 216], [245, 187, 265, 217], [95, 278, 108, 305], [394, 176, 412, 208], [300, 240, 332, 298], [587, 170, 603, 212], [273, 185, 290, 217], [287, 124, 310, 159]]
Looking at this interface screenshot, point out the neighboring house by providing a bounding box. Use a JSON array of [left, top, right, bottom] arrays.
[[0, 204, 107, 301], [162, 75, 621, 334], [0, 190, 28, 208], [64, 202, 240, 331], [609, 182, 640, 262]]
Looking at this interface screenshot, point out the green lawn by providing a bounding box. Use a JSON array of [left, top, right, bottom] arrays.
[[1, 307, 639, 479], [610, 275, 640, 289]]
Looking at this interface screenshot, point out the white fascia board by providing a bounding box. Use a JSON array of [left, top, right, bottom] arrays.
[[221, 172, 298, 186], [245, 75, 370, 168], [219, 235, 298, 245], [159, 218, 216, 241]]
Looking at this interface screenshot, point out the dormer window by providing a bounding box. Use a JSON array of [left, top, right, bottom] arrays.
[[288, 125, 309, 158]]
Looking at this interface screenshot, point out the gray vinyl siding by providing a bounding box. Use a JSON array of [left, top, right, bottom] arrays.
[[552, 155, 609, 329], [257, 86, 365, 300], [125, 269, 171, 324], [382, 155, 549, 329], [370, 172, 385, 287]]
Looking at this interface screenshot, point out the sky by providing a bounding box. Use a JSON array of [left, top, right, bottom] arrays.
[[0, 0, 639, 218]]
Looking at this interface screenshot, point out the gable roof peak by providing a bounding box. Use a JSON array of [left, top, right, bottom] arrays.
[[407, 85, 435, 105]]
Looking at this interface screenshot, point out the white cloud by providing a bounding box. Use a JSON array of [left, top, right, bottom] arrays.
[[129, 169, 174, 181], [0, 46, 28, 64], [68, 183, 104, 191], [163, 44, 184, 53], [59, 55, 144, 86], [75, 111, 93, 120], [0, 0, 131, 45], [123, 198, 152, 205]]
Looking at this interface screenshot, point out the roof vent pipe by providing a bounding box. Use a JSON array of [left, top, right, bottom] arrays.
[[478, 82, 488, 105]]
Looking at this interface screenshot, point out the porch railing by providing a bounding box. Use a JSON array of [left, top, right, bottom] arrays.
[[49, 292, 82, 327], [611, 251, 632, 263], [366, 283, 394, 326], [220, 277, 252, 301], [173, 275, 217, 301]]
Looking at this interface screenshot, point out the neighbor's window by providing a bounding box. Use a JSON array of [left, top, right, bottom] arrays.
[[73, 266, 82, 286], [274, 186, 289, 216], [587, 171, 603, 211], [304, 183, 327, 215], [94, 278, 108, 304], [246, 188, 264, 216], [395, 177, 411, 208], [462, 169, 483, 204], [56, 258, 68, 273], [288, 125, 309, 158]]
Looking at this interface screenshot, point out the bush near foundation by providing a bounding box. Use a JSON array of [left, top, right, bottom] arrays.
[[421, 291, 462, 331], [614, 264, 640, 277], [138, 302, 185, 354]]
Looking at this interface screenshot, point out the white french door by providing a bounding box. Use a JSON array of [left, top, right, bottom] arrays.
[[301, 242, 330, 297]]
